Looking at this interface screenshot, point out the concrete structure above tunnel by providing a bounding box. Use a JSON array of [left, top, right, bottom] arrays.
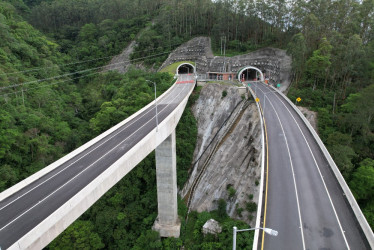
[[159, 37, 292, 90], [176, 63, 195, 75]]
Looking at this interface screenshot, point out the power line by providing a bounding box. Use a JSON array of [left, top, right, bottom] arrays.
[[0, 49, 173, 97], [0, 42, 183, 77], [0, 50, 172, 92], [0, 71, 101, 97]]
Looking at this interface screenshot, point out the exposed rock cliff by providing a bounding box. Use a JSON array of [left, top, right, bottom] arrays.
[[181, 84, 262, 225], [103, 41, 137, 73]]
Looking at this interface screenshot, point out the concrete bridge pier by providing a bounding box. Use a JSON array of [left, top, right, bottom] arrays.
[[153, 130, 181, 237]]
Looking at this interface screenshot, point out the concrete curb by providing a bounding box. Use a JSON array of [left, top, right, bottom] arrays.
[[8, 83, 195, 249], [271, 85, 374, 248], [247, 86, 265, 250], [0, 80, 177, 202]]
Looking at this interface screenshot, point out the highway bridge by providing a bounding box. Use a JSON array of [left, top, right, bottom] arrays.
[[251, 82, 373, 250], [1, 60, 373, 249], [0, 72, 196, 249]]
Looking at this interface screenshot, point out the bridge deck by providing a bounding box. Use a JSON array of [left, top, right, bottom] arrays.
[[253, 82, 368, 250], [0, 75, 195, 249]]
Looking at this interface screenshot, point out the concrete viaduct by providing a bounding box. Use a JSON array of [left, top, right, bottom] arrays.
[[0, 72, 196, 249]]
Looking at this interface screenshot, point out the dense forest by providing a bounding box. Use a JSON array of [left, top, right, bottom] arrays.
[[0, 0, 373, 248]]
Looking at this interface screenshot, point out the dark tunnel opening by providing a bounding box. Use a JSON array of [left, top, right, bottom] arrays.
[[240, 69, 258, 81], [177, 64, 194, 74]]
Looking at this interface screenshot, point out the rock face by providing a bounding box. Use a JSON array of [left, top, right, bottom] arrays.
[[297, 106, 318, 132], [181, 84, 262, 225], [102, 40, 150, 74], [202, 219, 222, 235], [159, 37, 214, 73], [160, 36, 292, 91]]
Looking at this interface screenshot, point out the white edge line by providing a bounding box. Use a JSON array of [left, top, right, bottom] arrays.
[[271, 90, 350, 249], [270, 85, 374, 248], [248, 85, 265, 250], [0, 79, 178, 202], [258, 85, 306, 250]]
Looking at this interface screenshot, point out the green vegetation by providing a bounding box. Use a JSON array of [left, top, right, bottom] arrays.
[[227, 186, 236, 198], [1, 0, 374, 248], [246, 202, 257, 213], [285, 1, 374, 229], [236, 204, 244, 218], [221, 90, 228, 98]]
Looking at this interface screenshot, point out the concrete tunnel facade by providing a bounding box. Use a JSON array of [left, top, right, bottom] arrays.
[[238, 66, 264, 82], [176, 63, 195, 74]]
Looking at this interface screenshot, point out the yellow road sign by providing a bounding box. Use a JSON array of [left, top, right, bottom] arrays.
[[256, 98, 260, 102], [296, 97, 301, 102]]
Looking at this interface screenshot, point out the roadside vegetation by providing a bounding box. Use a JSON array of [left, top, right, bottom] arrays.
[[0, 0, 373, 248]]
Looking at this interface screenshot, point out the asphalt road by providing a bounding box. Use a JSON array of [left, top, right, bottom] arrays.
[[0, 75, 195, 249], [252, 82, 369, 250]]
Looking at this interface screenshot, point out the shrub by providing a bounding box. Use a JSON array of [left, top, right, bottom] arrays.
[[246, 201, 257, 213], [217, 199, 227, 218], [228, 186, 236, 198], [236, 204, 244, 217]]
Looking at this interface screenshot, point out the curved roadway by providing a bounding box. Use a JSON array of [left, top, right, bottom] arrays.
[[0, 75, 195, 249], [252, 82, 369, 250]]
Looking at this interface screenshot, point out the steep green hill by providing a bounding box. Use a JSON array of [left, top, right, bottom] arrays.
[[1, 0, 373, 248]]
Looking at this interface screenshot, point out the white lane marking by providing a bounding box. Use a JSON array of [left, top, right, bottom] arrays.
[[0, 84, 183, 212], [256, 83, 306, 250], [0, 83, 191, 232], [269, 86, 350, 250]]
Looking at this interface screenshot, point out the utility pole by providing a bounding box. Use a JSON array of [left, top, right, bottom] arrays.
[[223, 36, 226, 72], [221, 37, 223, 55], [21, 88, 24, 106], [146, 80, 158, 132]]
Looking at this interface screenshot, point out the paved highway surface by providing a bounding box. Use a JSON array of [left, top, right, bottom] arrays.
[[0, 75, 195, 249], [252, 82, 369, 250]]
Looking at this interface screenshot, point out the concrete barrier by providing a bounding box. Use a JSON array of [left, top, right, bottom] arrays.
[[8, 83, 195, 250], [0, 80, 177, 202], [271, 85, 374, 248]]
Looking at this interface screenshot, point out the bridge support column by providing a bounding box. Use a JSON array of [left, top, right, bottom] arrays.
[[153, 130, 181, 237]]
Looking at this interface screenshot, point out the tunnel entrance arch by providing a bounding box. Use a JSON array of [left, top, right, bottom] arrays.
[[176, 63, 195, 75], [238, 66, 264, 82]]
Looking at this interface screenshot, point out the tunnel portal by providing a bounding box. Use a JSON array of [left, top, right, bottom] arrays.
[[177, 63, 195, 74], [238, 66, 264, 82]]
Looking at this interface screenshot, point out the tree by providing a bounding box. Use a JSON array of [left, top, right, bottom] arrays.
[[328, 144, 356, 178], [133, 230, 162, 250], [287, 33, 307, 87], [306, 38, 332, 90], [49, 220, 105, 249], [349, 158, 374, 201], [217, 199, 227, 219]]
